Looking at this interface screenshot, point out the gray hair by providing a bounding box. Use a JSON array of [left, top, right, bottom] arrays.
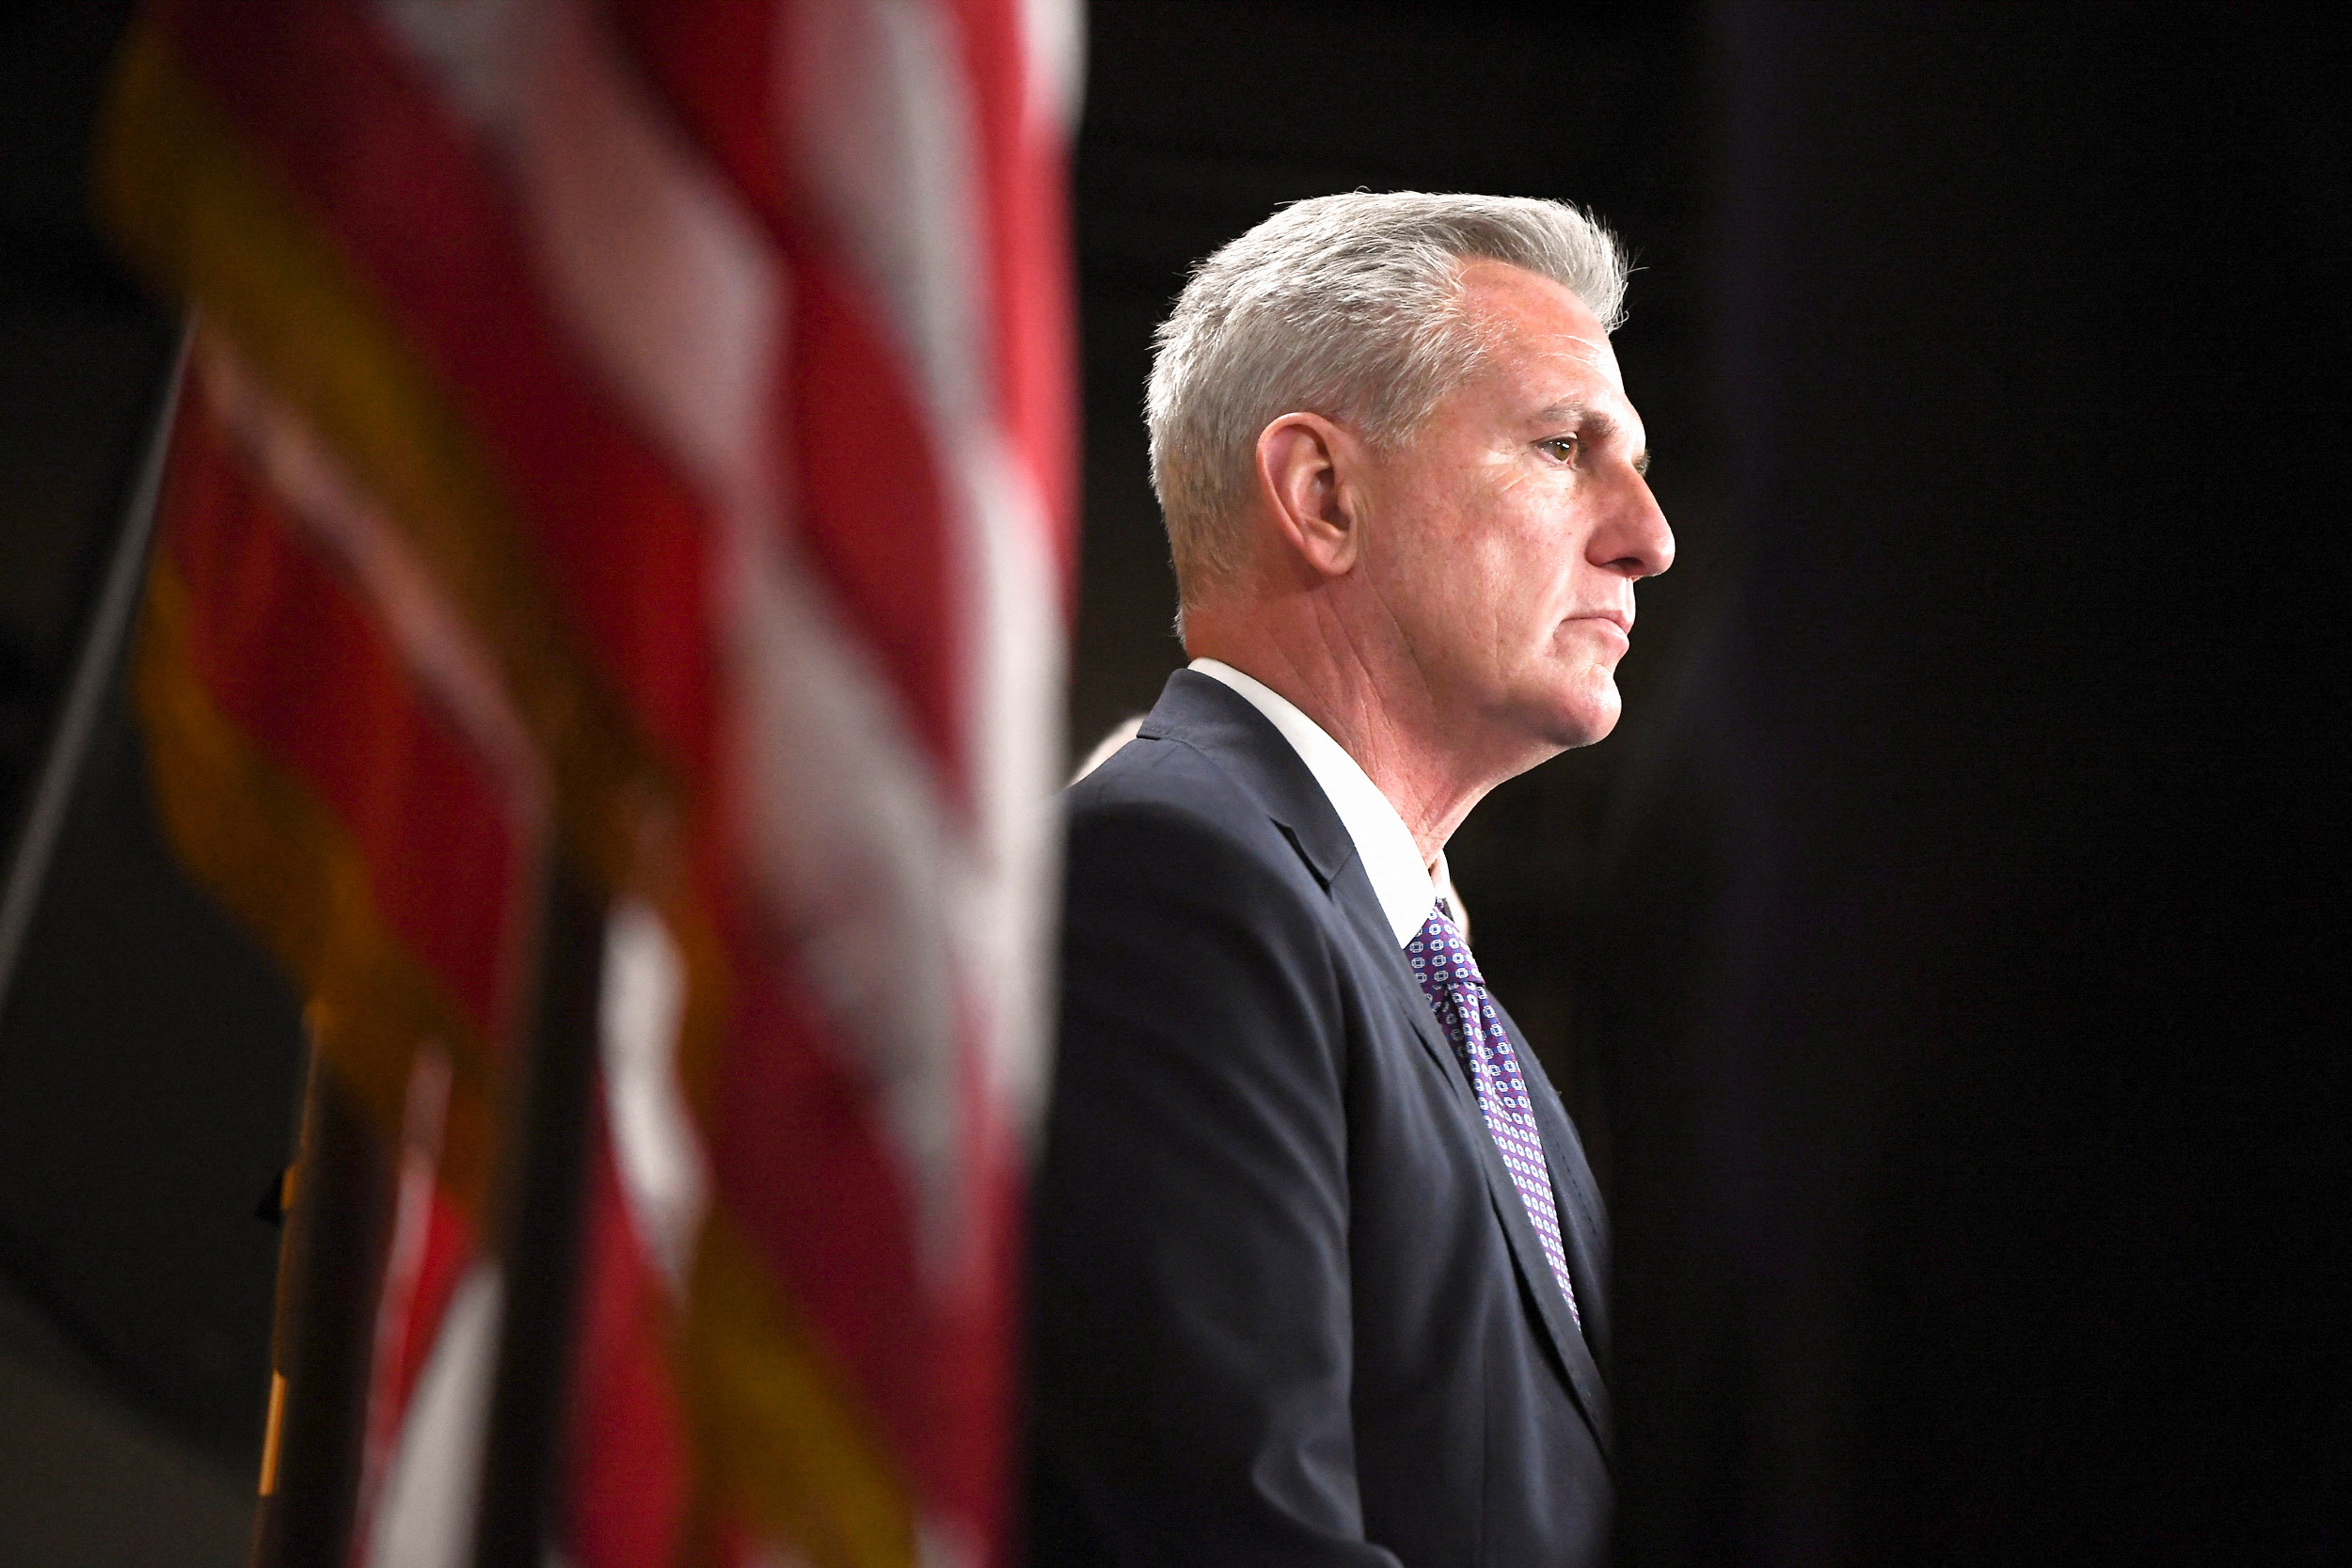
[[1146, 192, 1629, 617]]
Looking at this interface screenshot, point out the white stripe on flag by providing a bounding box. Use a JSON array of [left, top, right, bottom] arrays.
[[1023, 0, 1087, 134], [361, 1263, 501, 1568], [600, 898, 703, 1295]]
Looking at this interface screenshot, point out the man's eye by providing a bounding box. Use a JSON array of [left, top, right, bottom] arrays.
[[1540, 436, 1580, 462]]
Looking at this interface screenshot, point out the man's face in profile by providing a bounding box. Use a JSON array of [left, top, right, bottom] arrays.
[[1359, 259, 1674, 757]]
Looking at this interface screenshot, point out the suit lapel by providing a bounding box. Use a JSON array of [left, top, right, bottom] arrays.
[[1331, 879, 1613, 1464]]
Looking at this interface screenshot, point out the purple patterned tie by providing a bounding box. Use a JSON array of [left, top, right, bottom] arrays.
[[1407, 907, 1581, 1326]]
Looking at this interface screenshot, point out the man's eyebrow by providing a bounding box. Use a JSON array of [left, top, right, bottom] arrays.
[[1524, 402, 1637, 455]]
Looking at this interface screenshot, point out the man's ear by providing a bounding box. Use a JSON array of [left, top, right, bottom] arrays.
[[1255, 412, 1362, 579]]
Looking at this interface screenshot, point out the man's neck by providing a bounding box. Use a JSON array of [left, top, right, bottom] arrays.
[[1188, 605, 1530, 865]]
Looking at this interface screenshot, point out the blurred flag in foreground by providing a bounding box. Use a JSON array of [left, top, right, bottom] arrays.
[[97, 0, 1077, 1562]]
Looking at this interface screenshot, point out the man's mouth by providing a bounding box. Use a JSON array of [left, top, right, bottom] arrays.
[[1566, 609, 1632, 637]]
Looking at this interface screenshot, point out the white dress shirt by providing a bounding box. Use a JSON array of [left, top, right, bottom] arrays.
[[1189, 657, 1454, 948]]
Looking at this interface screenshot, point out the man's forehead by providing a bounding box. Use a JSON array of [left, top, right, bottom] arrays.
[[1458, 258, 1607, 333], [1518, 338, 1629, 406], [1457, 260, 1628, 399]]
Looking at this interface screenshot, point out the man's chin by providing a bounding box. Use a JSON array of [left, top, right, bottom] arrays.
[[1528, 681, 1621, 752]]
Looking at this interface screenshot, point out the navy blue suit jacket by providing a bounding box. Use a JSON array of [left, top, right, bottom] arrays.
[[1025, 671, 1612, 1567]]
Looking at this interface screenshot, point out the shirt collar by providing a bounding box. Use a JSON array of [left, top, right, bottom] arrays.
[[1189, 657, 1447, 947]]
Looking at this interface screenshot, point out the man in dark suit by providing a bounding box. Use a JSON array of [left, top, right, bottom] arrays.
[[1027, 193, 1674, 1566]]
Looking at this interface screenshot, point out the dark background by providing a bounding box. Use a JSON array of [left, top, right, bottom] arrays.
[[1, 3, 2341, 1564]]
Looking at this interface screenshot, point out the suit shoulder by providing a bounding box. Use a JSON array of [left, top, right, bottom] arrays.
[[1066, 731, 1270, 842], [1059, 733, 1322, 912]]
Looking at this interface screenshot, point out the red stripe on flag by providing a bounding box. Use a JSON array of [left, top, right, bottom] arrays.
[[922, 996, 1025, 1548], [701, 888, 931, 1472], [942, 0, 1078, 564], [783, 244, 968, 805], [603, 3, 788, 241], [157, 381, 521, 1040], [564, 1123, 692, 1568]]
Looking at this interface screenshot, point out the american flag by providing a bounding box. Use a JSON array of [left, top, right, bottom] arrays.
[[98, 0, 1077, 1562]]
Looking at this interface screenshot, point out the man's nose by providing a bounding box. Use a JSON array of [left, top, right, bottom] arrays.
[[1594, 471, 1675, 580]]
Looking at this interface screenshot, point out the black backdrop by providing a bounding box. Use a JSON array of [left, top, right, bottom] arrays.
[[1, 3, 2341, 1563]]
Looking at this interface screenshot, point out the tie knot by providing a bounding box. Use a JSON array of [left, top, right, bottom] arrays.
[[1406, 906, 1485, 1003]]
